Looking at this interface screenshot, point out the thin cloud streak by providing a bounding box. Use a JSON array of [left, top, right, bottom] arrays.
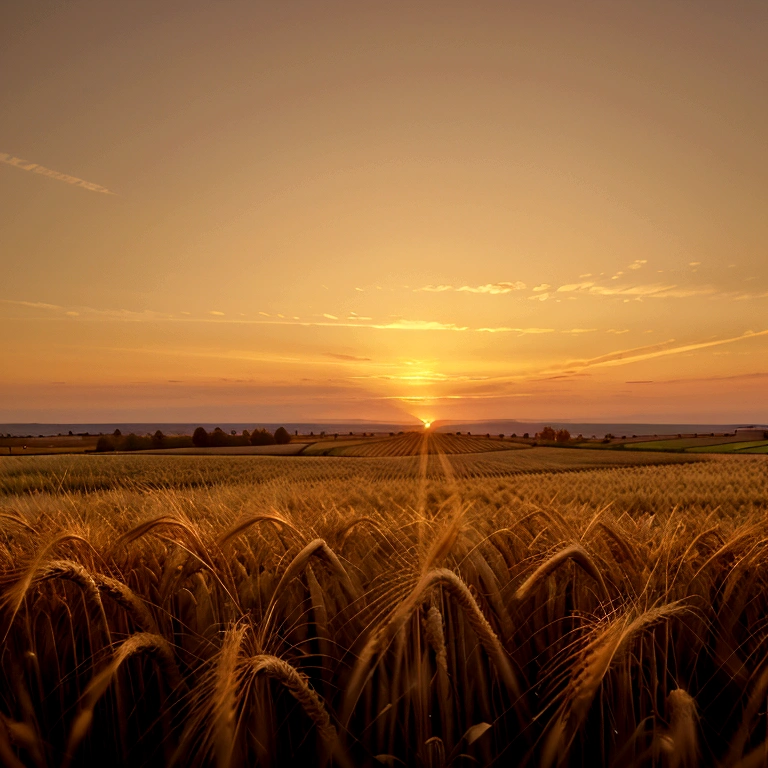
[[417, 281, 526, 294], [563, 330, 768, 372], [0, 153, 114, 194]]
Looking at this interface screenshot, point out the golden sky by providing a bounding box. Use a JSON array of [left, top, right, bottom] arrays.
[[1, 1, 767, 423]]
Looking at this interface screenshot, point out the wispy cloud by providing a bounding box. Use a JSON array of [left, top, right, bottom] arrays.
[[563, 329, 768, 371], [0, 152, 114, 194], [417, 281, 526, 294], [377, 319, 468, 331], [556, 281, 718, 299], [325, 352, 372, 362], [476, 326, 555, 334], [1, 300, 63, 311]]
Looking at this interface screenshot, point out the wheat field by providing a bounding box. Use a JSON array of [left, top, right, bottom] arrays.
[[1, 442, 767, 766]]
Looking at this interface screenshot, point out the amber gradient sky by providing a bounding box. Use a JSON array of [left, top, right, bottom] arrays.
[[2, 1, 767, 423]]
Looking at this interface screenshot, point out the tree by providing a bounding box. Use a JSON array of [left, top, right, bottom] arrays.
[[209, 427, 228, 447], [250, 429, 276, 446], [152, 430, 165, 448], [555, 429, 570, 443], [96, 436, 115, 452], [274, 427, 290, 445], [113, 428, 122, 437], [540, 426, 556, 441], [192, 427, 209, 447]]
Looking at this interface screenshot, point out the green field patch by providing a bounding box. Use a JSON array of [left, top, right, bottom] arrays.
[[688, 440, 768, 453], [628, 438, 717, 450], [627, 435, 753, 451]]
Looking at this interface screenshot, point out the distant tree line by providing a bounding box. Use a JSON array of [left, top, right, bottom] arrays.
[[537, 426, 571, 443], [95, 426, 291, 452], [192, 426, 290, 447], [95, 429, 193, 452]]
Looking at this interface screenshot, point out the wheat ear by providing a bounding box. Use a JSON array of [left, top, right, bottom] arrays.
[[343, 567, 522, 725], [514, 543, 609, 602]]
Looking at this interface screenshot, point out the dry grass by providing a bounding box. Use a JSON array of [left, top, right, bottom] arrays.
[[0, 448, 767, 766]]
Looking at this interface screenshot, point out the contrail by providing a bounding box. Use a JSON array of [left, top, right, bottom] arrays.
[[0, 152, 114, 194]]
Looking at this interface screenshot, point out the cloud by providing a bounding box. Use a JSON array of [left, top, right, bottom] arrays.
[[322, 313, 338, 320], [627, 259, 647, 270], [564, 329, 768, 371], [457, 282, 526, 294], [0, 300, 63, 311], [325, 353, 372, 362], [208, 310, 225, 316], [557, 281, 596, 292], [351, 371, 487, 383], [532, 284, 551, 292], [376, 319, 468, 331], [417, 281, 526, 294], [476, 326, 555, 334], [417, 285, 458, 293], [0, 152, 114, 194], [556, 281, 718, 299]]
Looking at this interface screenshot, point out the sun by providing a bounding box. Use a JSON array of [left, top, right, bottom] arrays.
[[422, 419, 432, 429]]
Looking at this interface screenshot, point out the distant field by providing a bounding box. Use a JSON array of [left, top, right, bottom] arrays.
[[0, 445, 702, 495], [330, 430, 524, 456], [687, 440, 768, 453], [627, 435, 750, 450], [135, 443, 308, 456], [301, 438, 370, 455], [0, 435, 98, 455]]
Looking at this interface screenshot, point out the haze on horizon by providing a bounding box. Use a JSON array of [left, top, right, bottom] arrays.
[[1, 1, 767, 425]]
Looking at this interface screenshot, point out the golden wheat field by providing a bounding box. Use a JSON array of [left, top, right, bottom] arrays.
[[1, 442, 767, 767]]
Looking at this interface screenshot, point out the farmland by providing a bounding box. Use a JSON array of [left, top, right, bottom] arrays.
[[326, 431, 523, 456], [0, 443, 767, 766], [626, 434, 768, 454]]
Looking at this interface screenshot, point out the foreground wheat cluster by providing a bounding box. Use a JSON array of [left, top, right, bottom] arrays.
[[1, 452, 768, 767]]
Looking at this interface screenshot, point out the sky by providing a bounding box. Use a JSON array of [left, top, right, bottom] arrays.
[[1, 0, 767, 424]]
